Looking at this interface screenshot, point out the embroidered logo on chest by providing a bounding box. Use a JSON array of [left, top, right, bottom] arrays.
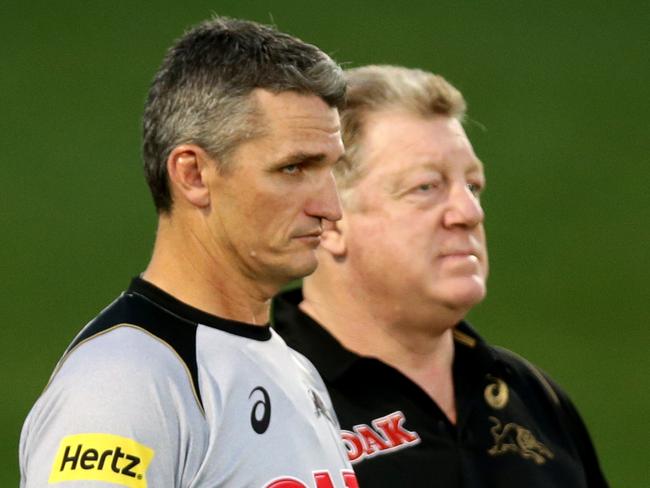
[[487, 416, 554, 465], [484, 375, 509, 409], [309, 388, 335, 426], [340, 411, 420, 464]]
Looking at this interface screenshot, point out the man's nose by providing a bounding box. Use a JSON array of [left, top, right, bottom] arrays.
[[305, 171, 343, 222], [443, 183, 485, 228]]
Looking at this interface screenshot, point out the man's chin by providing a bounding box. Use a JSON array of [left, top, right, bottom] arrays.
[[437, 279, 487, 310], [279, 253, 319, 282]]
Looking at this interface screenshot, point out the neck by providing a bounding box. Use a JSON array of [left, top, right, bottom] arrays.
[[142, 215, 275, 325], [302, 266, 465, 423]]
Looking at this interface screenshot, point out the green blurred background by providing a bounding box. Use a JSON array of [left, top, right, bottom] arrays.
[[2, 1, 648, 485]]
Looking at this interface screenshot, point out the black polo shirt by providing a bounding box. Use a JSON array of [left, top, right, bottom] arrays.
[[273, 288, 608, 487]]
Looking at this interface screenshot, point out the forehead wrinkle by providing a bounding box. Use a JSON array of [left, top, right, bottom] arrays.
[[254, 89, 341, 134], [285, 112, 341, 128], [391, 153, 484, 178]]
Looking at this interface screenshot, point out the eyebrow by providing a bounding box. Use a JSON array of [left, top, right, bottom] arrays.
[[386, 159, 485, 193], [275, 152, 327, 167], [392, 159, 484, 178]]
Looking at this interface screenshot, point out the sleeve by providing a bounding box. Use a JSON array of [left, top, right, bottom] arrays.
[[19, 326, 208, 488], [495, 346, 609, 487], [544, 375, 610, 488]]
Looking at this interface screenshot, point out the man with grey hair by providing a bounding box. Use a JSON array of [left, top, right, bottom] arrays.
[[273, 65, 608, 487], [20, 17, 358, 487]]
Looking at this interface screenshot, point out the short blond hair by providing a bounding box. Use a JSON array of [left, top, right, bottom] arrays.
[[336, 65, 466, 193]]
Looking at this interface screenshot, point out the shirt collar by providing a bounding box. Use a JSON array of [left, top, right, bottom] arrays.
[[272, 287, 360, 381], [272, 287, 500, 382], [130, 276, 272, 341]]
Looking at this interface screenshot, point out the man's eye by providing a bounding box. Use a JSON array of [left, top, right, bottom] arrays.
[[467, 183, 483, 196], [282, 164, 300, 174], [415, 182, 439, 192]]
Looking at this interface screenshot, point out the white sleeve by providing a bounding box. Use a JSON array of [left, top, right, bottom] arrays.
[[20, 326, 208, 488]]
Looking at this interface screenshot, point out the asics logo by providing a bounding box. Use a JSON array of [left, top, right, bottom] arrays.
[[249, 386, 272, 434]]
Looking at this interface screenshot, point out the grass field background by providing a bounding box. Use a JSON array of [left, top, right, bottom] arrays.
[[2, 1, 648, 485]]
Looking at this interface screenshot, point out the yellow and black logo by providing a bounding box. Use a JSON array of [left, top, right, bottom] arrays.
[[484, 375, 509, 410], [49, 433, 155, 488]]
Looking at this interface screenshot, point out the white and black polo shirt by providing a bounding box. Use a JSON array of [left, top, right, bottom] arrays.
[[20, 278, 357, 488]]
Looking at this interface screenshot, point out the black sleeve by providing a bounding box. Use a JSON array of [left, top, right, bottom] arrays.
[[495, 346, 609, 487], [545, 375, 609, 488]]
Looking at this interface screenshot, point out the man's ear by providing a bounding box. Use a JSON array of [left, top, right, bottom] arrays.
[[166, 144, 213, 209], [320, 217, 347, 257]]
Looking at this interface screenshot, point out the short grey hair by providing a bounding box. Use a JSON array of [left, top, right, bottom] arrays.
[[142, 16, 346, 213]]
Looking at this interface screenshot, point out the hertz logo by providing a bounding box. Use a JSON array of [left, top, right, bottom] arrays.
[[49, 433, 155, 488]]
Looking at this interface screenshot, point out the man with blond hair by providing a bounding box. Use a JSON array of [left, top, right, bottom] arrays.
[[273, 65, 607, 487]]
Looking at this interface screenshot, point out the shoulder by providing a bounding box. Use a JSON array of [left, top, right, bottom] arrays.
[[488, 344, 588, 415], [489, 345, 609, 486], [57, 287, 205, 409], [488, 344, 598, 450], [31, 324, 205, 432], [59, 324, 198, 393], [489, 345, 566, 407], [22, 290, 208, 451], [20, 324, 207, 488]]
